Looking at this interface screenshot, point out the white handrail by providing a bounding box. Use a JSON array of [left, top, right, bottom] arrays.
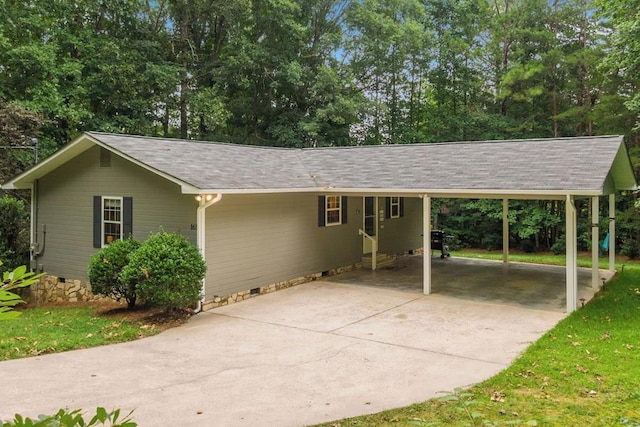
[[358, 229, 378, 271]]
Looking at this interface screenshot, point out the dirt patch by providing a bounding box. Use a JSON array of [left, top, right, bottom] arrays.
[[25, 300, 192, 332]]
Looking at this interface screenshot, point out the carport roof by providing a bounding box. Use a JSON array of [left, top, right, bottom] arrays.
[[2, 132, 637, 197]]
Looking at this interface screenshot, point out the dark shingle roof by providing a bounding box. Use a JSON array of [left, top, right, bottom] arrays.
[[3, 132, 634, 195], [90, 133, 316, 189], [88, 132, 633, 195], [301, 137, 621, 191]]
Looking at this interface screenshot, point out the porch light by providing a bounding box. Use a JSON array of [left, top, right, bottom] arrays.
[[195, 194, 214, 202]]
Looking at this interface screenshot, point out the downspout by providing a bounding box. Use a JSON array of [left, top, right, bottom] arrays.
[[194, 193, 223, 313], [29, 180, 46, 271], [29, 182, 36, 271]]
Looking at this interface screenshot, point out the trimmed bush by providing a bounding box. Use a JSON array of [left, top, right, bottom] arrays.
[[121, 231, 206, 312], [0, 195, 29, 271], [88, 238, 141, 309], [620, 238, 640, 259]]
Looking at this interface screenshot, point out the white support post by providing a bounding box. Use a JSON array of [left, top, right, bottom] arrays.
[[423, 195, 432, 295], [609, 193, 616, 272], [195, 194, 222, 312], [566, 195, 577, 313], [591, 196, 600, 289], [503, 198, 509, 263]]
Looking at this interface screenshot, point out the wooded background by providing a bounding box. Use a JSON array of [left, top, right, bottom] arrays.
[[2, 0, 640, 267]]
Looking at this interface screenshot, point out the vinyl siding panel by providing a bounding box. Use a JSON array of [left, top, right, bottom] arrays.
[[36, 146, 196, 279], [378, 197, 423, 255], [204, 194, 361, 299]]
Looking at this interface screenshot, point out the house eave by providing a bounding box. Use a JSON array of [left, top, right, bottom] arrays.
[[1, 136, 96, 189], [189, 187, 609, 200], [1, 133, 201, 192]]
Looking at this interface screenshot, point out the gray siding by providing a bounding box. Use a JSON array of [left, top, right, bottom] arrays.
[[36, 146, 196, 280], [378, 197, 423, 255], [204, 194, 361, 299]]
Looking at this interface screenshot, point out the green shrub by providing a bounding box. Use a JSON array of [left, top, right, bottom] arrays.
[[2, 407, 136, 426], [550, 235, 565, 255], [121, 231, 206, 312], [0, 195, 29, 271], [519, 239, 536, 253], [620, 238, 640, 259], [88, 239, 141, 309]]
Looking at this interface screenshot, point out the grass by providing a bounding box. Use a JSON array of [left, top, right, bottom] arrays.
[[0, 305, 164, 360], [316, 252, 640, 426], [451, 249, 615, 269]]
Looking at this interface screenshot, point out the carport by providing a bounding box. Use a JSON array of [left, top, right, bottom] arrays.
[[325, 255, 616, 312], [314, 135, 637, 313]]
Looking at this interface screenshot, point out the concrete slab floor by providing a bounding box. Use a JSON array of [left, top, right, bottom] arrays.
[[0, 257, 613, 426], [326, 255, 615, 312], [0, 282, 567, 427]]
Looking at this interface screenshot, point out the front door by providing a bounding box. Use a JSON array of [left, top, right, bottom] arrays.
[[363, 196, 377, 254]]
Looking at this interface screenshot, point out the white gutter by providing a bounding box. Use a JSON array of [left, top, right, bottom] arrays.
[[185, 187, 610, 199], [194, 193, 223, 313]]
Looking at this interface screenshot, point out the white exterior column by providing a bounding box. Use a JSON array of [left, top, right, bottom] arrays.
[[195, 194, 222, 312], [503, 198, 509, 263], [609, 193, 616, 272], [591, 196, 599, 288], [423, 195, 432, 295], [566, 195, 577, 313]]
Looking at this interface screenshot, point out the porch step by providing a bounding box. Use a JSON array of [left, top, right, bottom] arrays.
[[362, 253, 395, 270]]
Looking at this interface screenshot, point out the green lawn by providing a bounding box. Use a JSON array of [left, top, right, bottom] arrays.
[[316, 253, 640, 426], [0, 305, 161, 360]]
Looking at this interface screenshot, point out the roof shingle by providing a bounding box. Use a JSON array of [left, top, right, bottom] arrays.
[[89, 132, 632, 194]]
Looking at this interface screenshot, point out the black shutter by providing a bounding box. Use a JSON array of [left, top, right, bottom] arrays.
[[93, 196, 101, 248], [123, 197, 133, 238], [400, 197, 405, 217], [385, 197, 391, 219], [318, 196, 326, 227], [341, 196, 348, 224]]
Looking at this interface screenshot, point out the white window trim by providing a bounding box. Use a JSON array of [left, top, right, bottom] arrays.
[[102, 196, 123, 247], [325, 195, 342, 226], [390, 196, 401, 219]]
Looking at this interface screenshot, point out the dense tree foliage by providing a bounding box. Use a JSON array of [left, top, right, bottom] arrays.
[[1, 0, 640, 253]]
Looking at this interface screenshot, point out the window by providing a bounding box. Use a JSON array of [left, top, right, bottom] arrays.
[[318, 196, 348, 227], [326, 195, 342, 226], [102, 197, 122, 245], [93, 196, 133, 248], [390, 197, 401, 218], [385, 196, 404, 219]]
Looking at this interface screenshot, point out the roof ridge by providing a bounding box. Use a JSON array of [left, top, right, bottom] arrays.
[[302, 135, 622, 150], [88, 131, 300, 151]]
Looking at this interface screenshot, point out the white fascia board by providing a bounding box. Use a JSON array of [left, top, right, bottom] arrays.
[[1, 132, 205, 193], [1, 135, 96, 189], [611, 142, 638, 191], [183, 187, 323, 195], [319, 188, 602, 199], [185, 187, 603, 200]]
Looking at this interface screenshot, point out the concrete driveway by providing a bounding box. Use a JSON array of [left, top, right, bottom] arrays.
[[1, 281, 564, 426]]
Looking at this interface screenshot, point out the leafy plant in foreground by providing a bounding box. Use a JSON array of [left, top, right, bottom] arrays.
[[88, 238, 141, 309], [2, 407, 136, 427], [0, 261, 43, 320]]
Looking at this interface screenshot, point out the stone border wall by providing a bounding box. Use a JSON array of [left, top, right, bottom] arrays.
[[31, 263, 361, 308], [30, 275, 111, 304], [201, 262, 360, 311]]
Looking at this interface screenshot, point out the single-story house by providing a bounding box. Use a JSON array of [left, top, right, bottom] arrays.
[[2, 132, 636, 313]]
